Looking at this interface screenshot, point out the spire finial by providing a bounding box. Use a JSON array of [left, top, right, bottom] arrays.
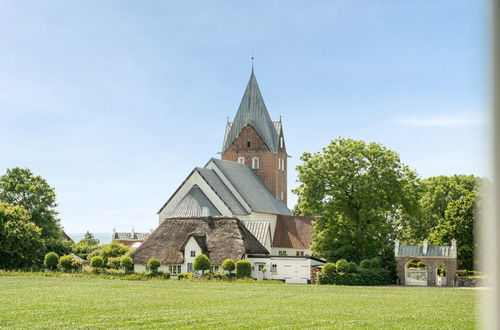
[[251, 49, 254, 72]]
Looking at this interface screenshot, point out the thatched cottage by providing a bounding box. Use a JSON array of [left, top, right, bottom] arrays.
[[132, 69, 324, 283]]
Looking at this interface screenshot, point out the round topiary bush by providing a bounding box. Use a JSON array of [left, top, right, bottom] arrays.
[[360, 259, 371, 269], [193, 254, 211, 275], [90, 256, 104, 268], [348, 261, 358, 273], [221, 259, 236, 273], [236, 260, 252, 278], [44, 252, 59, 271], [147, 257, 161, 273], [59, 255, 73, 272], [120, 256, 133, 272], [370, 257, 381, 269], [336, 259, 350, 273], [107, 257, 121, 269]]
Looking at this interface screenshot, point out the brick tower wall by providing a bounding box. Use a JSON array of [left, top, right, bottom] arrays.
[[222, 125, 287, 205]]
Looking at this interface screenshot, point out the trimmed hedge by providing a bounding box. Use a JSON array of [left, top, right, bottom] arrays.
[[90, 256, 104, 268], [107, 257, 122, 270], [348, 262, 358, 273], [319, 268, 392, 286], [147, 258, 160, 273], [44, 252, 59, 271], [359, 259, 371, 269], [336, 259, 350, 273], [120, 256, 133, 272], [221, 259, 236, 272], [59, 255, 74, 272], [235, 260, 251, 278], [370, 257, 381, 269]]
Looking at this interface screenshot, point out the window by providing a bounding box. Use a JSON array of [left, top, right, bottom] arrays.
[[169, 265, 181, 275], [187, 263, 193, 272], [258, 264, 265, 271], [281, 191, 284, 200], [278, 158, 284, 171], [296, 251, 305, 256], [247, 141, 251, 147], [212, 265, 219, 272], [278, 250, 287, 256], [271, 264, 277, 274], [280, 137, 283, 148], [252, 157, 259, 169], [190, 250, 195, 257], [238, 157, 245, 164]]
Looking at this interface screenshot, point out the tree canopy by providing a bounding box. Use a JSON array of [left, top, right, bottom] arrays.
[[293, 138, 421, 263]]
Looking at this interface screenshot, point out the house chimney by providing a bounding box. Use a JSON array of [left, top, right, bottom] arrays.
[[112, 228, 116, 239], [201, 206, 210, 217], [423, 239, 428, 255], [131, 228, 135, 238], [394, 239, 400, 256]]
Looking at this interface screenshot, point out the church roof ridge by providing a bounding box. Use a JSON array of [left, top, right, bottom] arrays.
[[222, 70, 279, 154]]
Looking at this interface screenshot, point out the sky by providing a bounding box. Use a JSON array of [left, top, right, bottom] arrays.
[[0, 1, 491, 234]]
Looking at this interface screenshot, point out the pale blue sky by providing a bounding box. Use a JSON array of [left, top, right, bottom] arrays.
[[0, 1, 490, 233]]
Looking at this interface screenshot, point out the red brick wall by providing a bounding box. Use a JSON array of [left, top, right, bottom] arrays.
[[222, 125, 287, 205]]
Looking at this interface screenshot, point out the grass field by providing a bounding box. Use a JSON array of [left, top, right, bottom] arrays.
[[0, 275, 477, 329]]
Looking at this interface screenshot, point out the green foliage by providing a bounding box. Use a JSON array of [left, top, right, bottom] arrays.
[[221, 259, 236, 272], [0, 168, 61, 240], [147, 258, 160, 272], [99, 241, 131, 264], [46, 238, 74, 257], [193, 254, 211, 274], [73, 231, 100, 261], [293, 138, 420, 263], [162, 272, 171, 279], [120, 256, 133, 272], [58, 255, 74, 272], [235, 260, 251, 278], [44, 252, 59, 270], [348, 261, 358, 273], [0, 202, 45, 269], [370, 257, 381, 269], [336, 259, 351, 273], [90, 256, 104, 268], [177, 272, 195, 280], [107, 257, 122, 270], [319, 268, 392, 286], [359, 259, 371, 269]]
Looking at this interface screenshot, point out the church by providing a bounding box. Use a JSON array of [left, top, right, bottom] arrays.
[[132, 69, 324, 283]]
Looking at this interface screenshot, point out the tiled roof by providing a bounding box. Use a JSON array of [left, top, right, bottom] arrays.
[[243, 221, 270, 246], [397, 245, 454, 257], [210, 158, 291, 215], [272, 215, 314, 249], [222, 70, 279, 154], [113, 232, 150, 240], [166, 185, 221, 218]]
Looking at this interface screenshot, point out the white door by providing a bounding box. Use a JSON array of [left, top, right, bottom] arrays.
[[284, 264, 309, 284]]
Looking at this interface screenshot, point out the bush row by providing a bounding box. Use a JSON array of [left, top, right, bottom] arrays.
[[318, 257, 392, 286]]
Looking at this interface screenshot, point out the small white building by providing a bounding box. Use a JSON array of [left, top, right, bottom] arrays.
[[248, 255, 324, 284]]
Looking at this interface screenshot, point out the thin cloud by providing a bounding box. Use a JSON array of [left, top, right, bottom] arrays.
[[396, 114, 487, 128]]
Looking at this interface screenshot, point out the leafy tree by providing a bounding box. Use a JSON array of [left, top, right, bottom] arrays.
[[293, 138, 420, 263], [90, 256, 104, 268], [0, 202, 45, 269], [0, 168, 61, 239], [107, 257, 122, 269], [120, 256, 134, 272], [235, 260, 252, 278], [193, 254, 211, 275], [147, 258, 160, 273], [221, 259, 236, 273], [73, 231, 101, 260], [99, 241, 130, 264], [59, 255, 73, 272], [44, 252, 59, 270]]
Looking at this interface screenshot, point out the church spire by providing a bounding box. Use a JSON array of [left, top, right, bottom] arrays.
[[222, 70, 279, 154]]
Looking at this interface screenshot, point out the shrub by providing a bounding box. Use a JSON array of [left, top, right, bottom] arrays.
[[360, 259, 371, 269], [162, 271, 171, 279], [147, 258, 161, 273], [193, 254, 211, 275], [319, 268, 392, 286], [44, 252, 59, 271], [59, 255, 74, 272], [221, 259, 236, 273], [99, 241, 131, 264], [90, 256, 104, 268], [370, 257, 381, 269], [236, 260, 252, 278], [349, 261, 358, 273], [177, 272, 195, 280], [120, 256, 133, 272], [336, 259, 350, 273], [71, 259, 83, 270], [107, 257, 122, 270]]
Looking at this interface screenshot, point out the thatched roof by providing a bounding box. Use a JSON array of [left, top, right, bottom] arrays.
[[132, 216, 269, 265]]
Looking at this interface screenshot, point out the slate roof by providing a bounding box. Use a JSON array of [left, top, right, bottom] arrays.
[[166, 185, 221, 218], [210, 158, 291, 215], [132, 216, 269, 265], [243, 221, 270, 246], [397, 245, 455, 257], [272, 215, 314, 249], [222, 70, 279, 154]]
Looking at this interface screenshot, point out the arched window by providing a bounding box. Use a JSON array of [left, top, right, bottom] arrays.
[[252, 157, 259, 169], [238, 157, 245, 164]]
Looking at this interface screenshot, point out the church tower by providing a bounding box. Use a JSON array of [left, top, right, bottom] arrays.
[[221, 70, 288, 205]]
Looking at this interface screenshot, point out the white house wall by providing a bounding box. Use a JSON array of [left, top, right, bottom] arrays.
[[270, 247, 312, 257], [248, 256, 315, 284]]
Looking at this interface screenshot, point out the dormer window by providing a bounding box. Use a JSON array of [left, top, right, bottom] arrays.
[[252, 157, 259, 169], [238, 157, 245, 164], [247, 141, 251, 147]]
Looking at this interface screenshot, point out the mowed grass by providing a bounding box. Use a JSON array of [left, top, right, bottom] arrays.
[[0, 275, 477, 329]]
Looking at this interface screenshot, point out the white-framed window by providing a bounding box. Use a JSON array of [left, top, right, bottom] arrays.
[[252, 157, 259, 169], [188, 263, 193, 272], [212, 265, 219, 272], [169, 265, 181, 275], [295, 251, 305, 256], [280, 137, 284, 148], [238, 157, 245, 164], [278, 158, 284, 171], [258, 264, 265, 271], [190, 250, 195, 257], [271, 264, 277, 274], [278, 250, 287, 256]]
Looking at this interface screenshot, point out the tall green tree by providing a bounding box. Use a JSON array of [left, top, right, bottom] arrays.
[[0, 202, 45, 269], [73, 231, 101, 260], [0, 168, 61, 239], [293, 138, 421, 263]]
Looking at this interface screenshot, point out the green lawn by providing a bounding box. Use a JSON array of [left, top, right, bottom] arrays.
[[0, 275, 477, 329]]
